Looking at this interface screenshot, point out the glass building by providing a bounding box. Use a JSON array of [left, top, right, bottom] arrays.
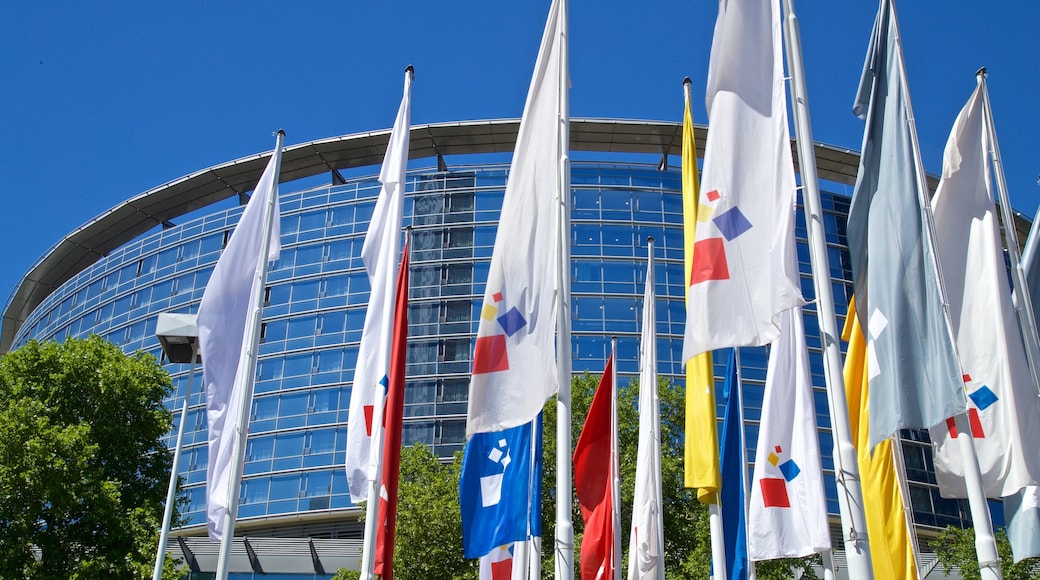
[[2, 119, 1024, 578]]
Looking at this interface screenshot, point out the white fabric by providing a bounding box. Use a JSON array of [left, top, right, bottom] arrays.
[[681, 0, 802, 363], [747, 308, 831, 560], [466, 0, 562, 436], [198, 143, 282, 541], [628, 255, 664, 579], [928, 84, 1040, 498], [344, 72, 412, 502]]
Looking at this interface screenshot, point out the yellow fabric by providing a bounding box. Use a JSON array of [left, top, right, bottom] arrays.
[[680, 88, 720, 502], [842, 299, 918, 580]]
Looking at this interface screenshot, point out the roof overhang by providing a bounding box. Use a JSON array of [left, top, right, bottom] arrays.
[[1, 118, 866, 352]]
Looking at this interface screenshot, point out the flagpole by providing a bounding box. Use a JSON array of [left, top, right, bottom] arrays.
[[732, 348, 756, 580], [976, 70, 1040, 396], [214, 129, 284, 580], [780, 1, 874, 578], [609, 337, 621, 580], [555, 0, 574, 577], [152, 342, 199, 580], [889, 5, 1001, 578]]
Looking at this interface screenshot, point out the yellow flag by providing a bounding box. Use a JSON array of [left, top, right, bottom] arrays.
[[843, 298, 918, 579], [681, 82, 720, 502]]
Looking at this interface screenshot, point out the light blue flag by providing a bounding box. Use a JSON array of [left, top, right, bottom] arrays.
[[459, 415, 542, 559], [847, 0, 965, 449], [1005, 207, 1040, 563], [719, 349, 747, 580]]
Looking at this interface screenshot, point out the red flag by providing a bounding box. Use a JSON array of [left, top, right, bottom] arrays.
[[373, 235, 410, 580], [573, 351, 618, 580]]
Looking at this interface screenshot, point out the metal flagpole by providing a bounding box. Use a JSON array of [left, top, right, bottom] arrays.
[[214, 130, 284, 580], [889, 4, 1001, 577], [733, 348, 756, 580], [977, 69, 1040, 396], [610, 337, 621, 580], [780, 1, 874, 577], [152, 342, 199, 580], [555, 0, 574, 577]]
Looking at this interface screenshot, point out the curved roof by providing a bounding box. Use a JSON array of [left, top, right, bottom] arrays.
[[3, 118, 868, 352]]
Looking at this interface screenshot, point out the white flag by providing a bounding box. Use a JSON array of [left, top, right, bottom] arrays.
[[466, 0, 563, 436], [345, 69, 413, 502], [628, 248, 664, 579], [747, 308, 831, 560], [681, 0, 802, 363], [199, 138, 282, 541], [928, 84, 1040, 498]]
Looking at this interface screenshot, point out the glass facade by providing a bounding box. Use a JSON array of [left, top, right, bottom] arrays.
[[9, 139, 985, 574]]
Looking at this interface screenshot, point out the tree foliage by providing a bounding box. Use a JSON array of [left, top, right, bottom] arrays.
[[930, 525, 1040, 580], [541, 372, 712, 579], [0, 336, 178, 579]]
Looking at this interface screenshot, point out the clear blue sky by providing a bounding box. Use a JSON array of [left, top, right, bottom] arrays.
[[2, 0, 1038, 311]]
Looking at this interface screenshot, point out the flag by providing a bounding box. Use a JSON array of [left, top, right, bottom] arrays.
[[843, 300, 919, 580], [1005, 207, 1040, 562], [680, 79, 720, 501], [747, 309, 830, 560], [574, 350, 619, 580], [628, 253, 664, 579], [718, 349, 747, 580], [681, 0, 803, 362], [1005, 486, 1040, 563], [345, 68, 413, 502], [198, 137, 283, 541], [480, 544, 516, 580], [847, 0, 965, 449], [466, 0, 563, 436], [927, 84, 1040, 499], [460, 417, 543, 560], [373, 238, 410, 580]]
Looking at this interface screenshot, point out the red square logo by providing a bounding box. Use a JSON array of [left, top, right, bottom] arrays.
[[760, 477, 790, 508], [473, 335, 509, 374], [690, 238, 730, 285]]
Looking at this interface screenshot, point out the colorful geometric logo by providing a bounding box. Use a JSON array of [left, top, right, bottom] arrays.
[[363, 374, 390, 436], [479, 438, 512, 508], [690, 189, 754, 286], [473, 291, 527, 375], [945, 374, 997, 439], [760, 445, 801, 509]]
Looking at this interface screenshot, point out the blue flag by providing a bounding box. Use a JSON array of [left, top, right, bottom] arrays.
[[719, 349, 747, 580], [460, 415, 542, 559]]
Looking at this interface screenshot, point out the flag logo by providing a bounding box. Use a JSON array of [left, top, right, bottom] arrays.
[[690, 190, 755, 286], [480, 438, 512, 508], [944, 375, 998, 439], [363, 374, 390, 436], [473, 290, 528, 375], [760, 445, 802, 508]]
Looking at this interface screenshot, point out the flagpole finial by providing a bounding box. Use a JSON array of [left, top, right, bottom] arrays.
[[975, 67, 987, 80], [275, 129, 285, 137], [646, 236, 655, 244], [683, 76, 692, 87], [405, 65, 415, 76]]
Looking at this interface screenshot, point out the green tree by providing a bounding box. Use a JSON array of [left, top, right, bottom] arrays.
[[931, 525, 1039, 580], [0, 336, 178, 579], [542, 372, 712, 579]]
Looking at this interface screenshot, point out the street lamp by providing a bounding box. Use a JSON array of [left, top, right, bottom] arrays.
[[153, 312, 200, 580]]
